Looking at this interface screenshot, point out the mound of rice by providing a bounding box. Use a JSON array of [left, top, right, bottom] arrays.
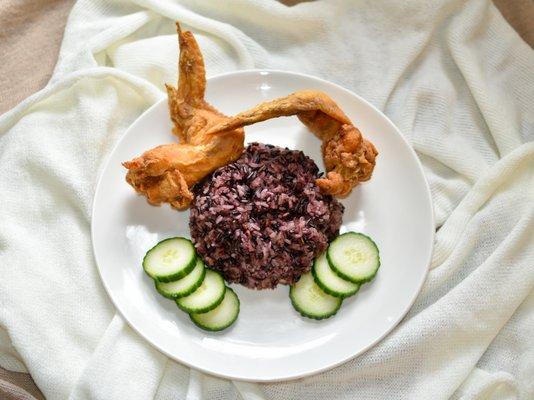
[[190, 143, 344, 289]]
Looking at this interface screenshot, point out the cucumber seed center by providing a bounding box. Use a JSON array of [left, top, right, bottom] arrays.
[[344, 248, 367, 264], [162, 249, 179, 264], [308, 283, 326, 300]]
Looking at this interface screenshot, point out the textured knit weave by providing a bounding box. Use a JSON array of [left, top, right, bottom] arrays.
[[0, 0, 533, 399]]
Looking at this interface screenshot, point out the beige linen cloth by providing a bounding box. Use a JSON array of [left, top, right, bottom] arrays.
[[0, 0, 533, 399]]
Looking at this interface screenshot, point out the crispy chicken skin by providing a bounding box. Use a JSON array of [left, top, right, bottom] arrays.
[[123, 23, 377, 209], [122, 24, 244, 209], [206, 91, 377, 197]]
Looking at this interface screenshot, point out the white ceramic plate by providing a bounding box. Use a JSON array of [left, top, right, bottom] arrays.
[[92, 70, 434, 381]]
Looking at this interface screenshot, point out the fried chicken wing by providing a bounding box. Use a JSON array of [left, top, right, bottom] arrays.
[[123, 23, 377, 209], [206, 91, 378, 197], [123, 24, 244, 209]]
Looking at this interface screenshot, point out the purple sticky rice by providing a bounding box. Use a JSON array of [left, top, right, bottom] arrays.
[[190, 143, 344, 289]]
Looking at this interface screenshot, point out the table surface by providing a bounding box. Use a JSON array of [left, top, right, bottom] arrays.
[[0, 0, 532, 399]]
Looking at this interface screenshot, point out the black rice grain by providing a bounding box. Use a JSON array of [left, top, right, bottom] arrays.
[[190, 143, 344, 289]]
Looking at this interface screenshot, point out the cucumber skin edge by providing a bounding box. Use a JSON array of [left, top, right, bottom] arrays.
[[154, 266, 206, 299], [175, 274, 226, 314], [311, 262, 360, 299], [189, 287, 240, 332], [289, 285, 342, 320], [143, 237, 197, 283], [327, 232, 381, 284], [176, 287, 225, 314]]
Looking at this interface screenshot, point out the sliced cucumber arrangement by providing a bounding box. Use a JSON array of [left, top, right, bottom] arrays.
[[143, 237, 240, 332], [312, 252, 360, 298], [176, 269, 226, 314], [291, 232, 380, 320], [145, 232, 379, 327], [190, 287, 240, 331], [155, 258, 206, 299], [143, 237, 197, 282], [327, 232, 380, 283], [290, 272, 342, 320]]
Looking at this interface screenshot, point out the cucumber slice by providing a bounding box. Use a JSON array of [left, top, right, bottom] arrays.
[[312, 252, 360, 298], [143, 237, 196, 282], [190, 287, 240, 331], [176, 270, 225, 313], [155, 258, 206, 299], [290, 272, 342, 320], [327, 232, 380, 283]]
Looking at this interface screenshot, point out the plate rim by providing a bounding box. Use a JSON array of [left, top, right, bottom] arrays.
[[91, 69, 435, 382]]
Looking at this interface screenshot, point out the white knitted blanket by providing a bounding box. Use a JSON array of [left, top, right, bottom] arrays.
[[0, 0, 532, 399]]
